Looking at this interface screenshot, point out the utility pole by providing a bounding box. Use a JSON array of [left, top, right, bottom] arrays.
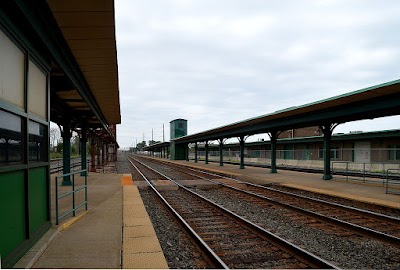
[[163, 124, 165, 142], [152, 128, 153, 144]]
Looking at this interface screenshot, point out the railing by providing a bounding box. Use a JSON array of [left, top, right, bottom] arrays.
[[55, 169, 88, 225], [332, 161, 400, 185], [386, 169, 400, 195]]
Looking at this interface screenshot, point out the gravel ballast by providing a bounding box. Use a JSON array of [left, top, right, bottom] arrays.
[[192, 187, 400, 269], [127, 155, 400, 269]]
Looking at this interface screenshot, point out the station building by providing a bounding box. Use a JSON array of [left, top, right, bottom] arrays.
[[0, 1, 120, 267], [194, 127, 400, 169], [145, 123, 400, 174]]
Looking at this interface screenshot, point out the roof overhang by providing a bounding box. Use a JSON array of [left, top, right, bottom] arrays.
[[10, 0, 120, 141], [47, 0, 121, 126]]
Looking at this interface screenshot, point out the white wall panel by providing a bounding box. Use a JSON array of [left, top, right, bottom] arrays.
[[28, 60, 47, 119], [0, 29, 25, 109]]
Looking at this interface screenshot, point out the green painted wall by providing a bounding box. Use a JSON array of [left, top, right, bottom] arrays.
[[170, 119, 187, 139], [170, 141, 187, 160], [0, 171, 26, 259], [29, 167, 48, 234]]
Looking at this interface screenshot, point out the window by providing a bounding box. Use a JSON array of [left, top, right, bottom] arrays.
[[0, 110, 23, 164], [388, 146, 400, 161], [319, 147, 340, 160], [29, 120, 47, 162]]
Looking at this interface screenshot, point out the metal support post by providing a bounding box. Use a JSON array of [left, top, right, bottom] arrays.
[[80, 128, 87, 176], [268, 131, 278, 173], [205, 141, 209, 164], [186, 144, 189, 161], [219, 138, 224, 166], [239, 135, 245, 169], [90, 138, 96, 172], [62, 122, 72, 186], [101, 143, 105, 165], [194, 142, 198, 163], [320, 123, 338, 180]]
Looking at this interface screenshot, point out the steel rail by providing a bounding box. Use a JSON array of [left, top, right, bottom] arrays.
[[145, 156, 400, 247], [126, 156, 229, 269], [146, 155, 400, 222], [129, 155, 338, 269]]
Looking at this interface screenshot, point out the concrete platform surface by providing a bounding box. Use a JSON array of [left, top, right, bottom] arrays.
[[166, 159, 400, 209], [14, 172, 168, 269]]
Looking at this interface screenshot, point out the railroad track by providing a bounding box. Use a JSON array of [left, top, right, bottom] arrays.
[[133, 155, 400, 248], [50, 157, 86, 174], [126, 155, 337, 269]]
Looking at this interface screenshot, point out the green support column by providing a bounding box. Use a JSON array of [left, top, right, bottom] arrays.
[[320, 124, 337, 180], [186, 144, 189, 161], [269, 131, 278, 173], [239, 136, 245, 169], [90, 138, 97, 172], [62, 123, 72, 186], [194, 143, 198, 163], [219, 138, 224, 166], [205, 141, 209, 164], [80, 128, 87, 176]]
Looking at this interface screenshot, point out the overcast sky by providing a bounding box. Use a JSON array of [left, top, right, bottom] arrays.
[[115, 0, 400, 148]]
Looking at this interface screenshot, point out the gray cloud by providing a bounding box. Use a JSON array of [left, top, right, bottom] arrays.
[[115, 0, 400, 147]]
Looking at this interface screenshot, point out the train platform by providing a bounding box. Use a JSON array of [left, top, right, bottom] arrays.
[[14, 171, 168, 269], [167, 159, 400, 210]]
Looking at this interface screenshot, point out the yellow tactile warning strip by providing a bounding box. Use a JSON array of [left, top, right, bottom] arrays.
[[282, 183, 400, 209], [121, 173, 134, 186], [122, 174, 169, 269]]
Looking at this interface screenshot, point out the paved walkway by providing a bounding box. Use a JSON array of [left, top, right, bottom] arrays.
[[30, 173, 122, 269], [14, 171, 168, 269]]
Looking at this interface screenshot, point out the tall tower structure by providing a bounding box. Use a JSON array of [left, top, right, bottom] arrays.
[[169, 119, 188, 160], [170, 119, 187, 139]]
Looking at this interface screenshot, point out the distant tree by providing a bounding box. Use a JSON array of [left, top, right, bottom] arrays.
[[136, 141, 147, 150], [50, 127, 61, 151], [56, 142, 63, 153], [148, 140, 161, 146], [71, 135, 80, 155]]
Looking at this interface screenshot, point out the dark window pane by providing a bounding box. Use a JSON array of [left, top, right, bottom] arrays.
[[29, 121, 47, 162], [0, 110, 23, 164]]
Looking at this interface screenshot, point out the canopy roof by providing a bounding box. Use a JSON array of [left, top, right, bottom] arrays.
[[48, 0, 120, 127], [173, 79, 400, 144]]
